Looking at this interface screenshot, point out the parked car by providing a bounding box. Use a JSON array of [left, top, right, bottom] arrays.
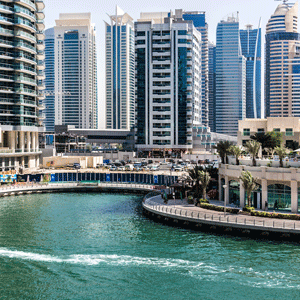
[[73, 163, 81, 169], [110, 165, 117, 171], [174, 165, 184, 172], [125, 164, 134, 171], [117, 166, 125, 171]]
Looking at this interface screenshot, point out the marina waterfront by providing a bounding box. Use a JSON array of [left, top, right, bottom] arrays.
[[0, 192, 300, 299]]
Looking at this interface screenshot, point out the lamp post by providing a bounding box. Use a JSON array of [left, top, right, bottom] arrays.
[[223, 184, 228, 216]]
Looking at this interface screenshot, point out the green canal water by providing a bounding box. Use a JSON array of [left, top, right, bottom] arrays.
[[0, 193, 300, 299]]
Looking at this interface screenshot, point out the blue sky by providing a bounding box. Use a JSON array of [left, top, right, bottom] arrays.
[[44, 0, 295, 127]]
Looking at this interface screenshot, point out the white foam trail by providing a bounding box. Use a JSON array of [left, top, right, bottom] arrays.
[[0, 248, 299, 289]]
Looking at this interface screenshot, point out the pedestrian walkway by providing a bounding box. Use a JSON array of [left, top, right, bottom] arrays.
[[143, 196, 300, 234]]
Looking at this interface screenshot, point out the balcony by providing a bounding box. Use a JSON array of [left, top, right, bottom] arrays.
[[0, 62, 13, 70], [0, 15, 13, 25], [15, 41, 37, 54], [0, 3, 13, 14], [0, 27, 13, 37], [14, 7, 36, 22], [36, 20, 45, 31], [15, 0, 36, 11], [36, 1, 45, 10], [15, 30, 36, 43], [0, 39, 14, 48]]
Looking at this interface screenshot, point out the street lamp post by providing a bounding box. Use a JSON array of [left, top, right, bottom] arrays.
[[223, 184, 228, 216]]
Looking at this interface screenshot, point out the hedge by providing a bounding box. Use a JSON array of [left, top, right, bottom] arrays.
[[197, 203, 240, 214], [250, 211, 300, 221]]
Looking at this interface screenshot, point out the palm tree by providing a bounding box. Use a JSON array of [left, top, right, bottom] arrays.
[[187, 166, 201, 198], [239, 171, 258, 207], [274, 146, 288, 168], [213, 141, 233, 164], [198, 171, 211, 200], [229, 145, 242, 165], [245, 140, 261, 166]]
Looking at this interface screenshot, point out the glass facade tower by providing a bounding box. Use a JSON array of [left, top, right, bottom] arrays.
[[0, 0, 45, 170], [240, 24, 261, 119], [44, 28, 54, 132], [52, 13, 98, 129], [265, 2, 299, 118], [215, 16, 246, 136], [105, 6, 135, 130], [135, 12, 202, 151], [208, 42, 216, 132]]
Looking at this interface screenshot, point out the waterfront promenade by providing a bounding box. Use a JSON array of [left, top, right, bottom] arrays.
[[143, 195, 300, 236]]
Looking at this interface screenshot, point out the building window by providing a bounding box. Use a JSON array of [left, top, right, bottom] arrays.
[[286, 128, 293, 136], [257, 128, 265, 133], [274, 128, 280, 132], [243, 128, 250, 136]]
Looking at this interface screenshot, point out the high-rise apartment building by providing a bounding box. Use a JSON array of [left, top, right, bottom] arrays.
[[215, 15, 246, 136], [135, 12, 202, 153], [0, 0, 45, 170], [44, 27, 54, 132], [181, 11, 209, 127], [45, 13, 98, 129], [105, 6, 135, 130], [208, 42, 216, 132], [265, 2, 300, 118], [240, 23, 261, 119]]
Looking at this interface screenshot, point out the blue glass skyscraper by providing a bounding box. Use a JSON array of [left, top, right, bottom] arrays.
[[240, 24, 261, 119], [44, 28, 55, 132], [208, 42, 216, 132], [182, 11, 209, 126], [215, 15, 246, 136]]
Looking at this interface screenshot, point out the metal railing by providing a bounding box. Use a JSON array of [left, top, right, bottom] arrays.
[[144, 197, 300, 231]]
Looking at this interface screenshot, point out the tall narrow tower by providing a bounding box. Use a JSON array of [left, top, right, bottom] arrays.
[[240, 22, 261, 119], [53, 13, 98, 129], [105, 6, 135, 130], [265, 1, 299, 118], [0, 0, 45, 170], [215, 14, 246, 136]]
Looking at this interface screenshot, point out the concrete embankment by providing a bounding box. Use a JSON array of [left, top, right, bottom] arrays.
[[143, 196, 300, 242]]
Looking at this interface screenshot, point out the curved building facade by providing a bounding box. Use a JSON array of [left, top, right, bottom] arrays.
[[265, 2, 300, 118], [0, 0, 45, 170]]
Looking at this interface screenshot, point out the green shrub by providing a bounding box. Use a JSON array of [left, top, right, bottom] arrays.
[[243, 206, 255, 213], [250, 211, 300, 221], [187, 196, 194, 204], [199, 199, 209, 204], [198, 203, 240, 214]]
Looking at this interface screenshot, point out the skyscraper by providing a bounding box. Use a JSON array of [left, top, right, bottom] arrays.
[[208, 42, 216, 132], [47, 13, 98, 129], [215, 15, 246, 136], [0, 0, 45, 170], [240, 23, 261, 119], [265, 2, 300, 118], [44, 28, 55, 132], [135, 12, 202, 154], [105, 6, 135, 130], [181, 11, 209, 127]]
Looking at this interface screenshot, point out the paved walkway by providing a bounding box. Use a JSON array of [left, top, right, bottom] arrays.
[[143, 196, 300, 233]]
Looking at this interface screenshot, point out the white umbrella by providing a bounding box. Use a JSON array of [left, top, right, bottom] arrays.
[[293, 149, 300, 152]]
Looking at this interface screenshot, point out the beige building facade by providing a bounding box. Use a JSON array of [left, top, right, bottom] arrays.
[[238, 117, 300, 147]]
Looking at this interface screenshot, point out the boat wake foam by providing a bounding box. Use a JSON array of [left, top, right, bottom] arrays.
[[0, 248, 299, 289]]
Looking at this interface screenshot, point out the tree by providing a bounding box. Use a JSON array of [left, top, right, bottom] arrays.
[[239, 171, 258, 207], [187, 166, 202, 198], [251, 131, 282, 151], [229, 145, 242, 165], [198, 171, 211, 200], [285, 140, 299, 151], [212, 141, 233, 164], [274, 146, 288, 168], [245, 140, 261, 166]]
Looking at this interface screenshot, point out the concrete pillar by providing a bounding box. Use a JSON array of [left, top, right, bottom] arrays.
[[26, 132, 31, 151], [291, 181, 298, 214], [262, 179, 268, 210], [225, 176, 229, 206], [19, 131, 24, 153], [32, 132, 36, 152], [239, 179, 245, 208], [8, 131, 15, 152], [218, 175, 222, 201], [35, 132, 38, 151]]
